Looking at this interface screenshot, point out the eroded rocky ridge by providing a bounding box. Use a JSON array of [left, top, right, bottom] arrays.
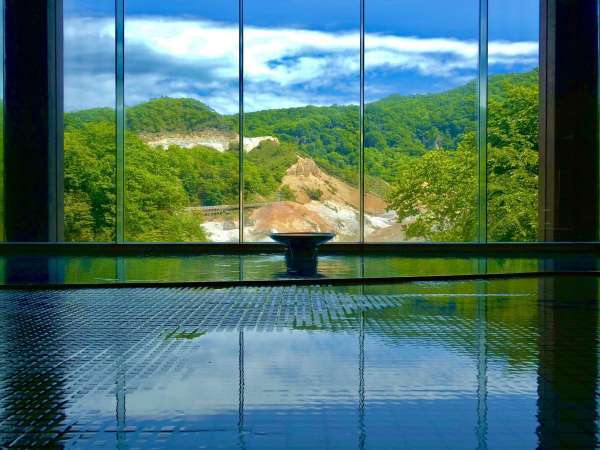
[[141, 130, 278, 153], [201, 154, 408, 242]]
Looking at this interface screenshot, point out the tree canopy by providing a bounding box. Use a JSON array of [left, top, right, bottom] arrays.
[[60, 69, 539, 242]]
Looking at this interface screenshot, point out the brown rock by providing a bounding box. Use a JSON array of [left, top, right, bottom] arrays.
[[248, 201, 334, 240], [367, 223, 407, 242], [282, 156, 387, 215]]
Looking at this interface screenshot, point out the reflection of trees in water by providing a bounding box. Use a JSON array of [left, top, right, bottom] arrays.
[[307, 279, 541, 370], [0, 278, 597, 448], [364, 299, 536, 369]]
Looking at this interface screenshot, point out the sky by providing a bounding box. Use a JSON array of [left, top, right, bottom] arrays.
[[63, 0, 539, 113]]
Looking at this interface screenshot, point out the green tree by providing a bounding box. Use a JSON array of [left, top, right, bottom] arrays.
[[387, 75, 539, 242], [387, 135, 478, 242], [487, 80, 539, 241], [124, 133, 207, 242], [64, 121, 117, 241], [64, 122, 207, 242]]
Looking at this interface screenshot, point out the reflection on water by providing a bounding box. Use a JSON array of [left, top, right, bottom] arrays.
[[0, 277, 598, 448], [0, 252, 597, 285]]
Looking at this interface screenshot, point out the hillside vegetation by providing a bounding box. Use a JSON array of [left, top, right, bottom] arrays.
[[62, 69, 539, 242]]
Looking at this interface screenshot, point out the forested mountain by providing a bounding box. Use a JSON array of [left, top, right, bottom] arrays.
[[62, 69, 539, 242], [65, 98, 234, 135], [127, 98, 235, 134]]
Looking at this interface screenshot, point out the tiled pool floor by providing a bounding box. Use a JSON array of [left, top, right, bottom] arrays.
[[0, 277, 598, 448]]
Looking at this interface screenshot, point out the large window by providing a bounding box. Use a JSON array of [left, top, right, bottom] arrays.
[[63, 0, 116, 242], [243, 0, 360, 242], [62, 0, 540, 243], [487, 0, 539, 242], [124, 1, 240, 242], [0, 2, 4, 242], [365, 0, 479, 242]]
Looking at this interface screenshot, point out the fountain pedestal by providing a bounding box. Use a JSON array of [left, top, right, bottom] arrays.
[[270, 232, 336, 276]]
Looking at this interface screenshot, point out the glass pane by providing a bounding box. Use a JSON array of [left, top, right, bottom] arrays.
[[124, 1, 239, 242], [365, 0, 479, 242], [488, 0, 539, 242], [0, 3, 3, 241], [63, 0, 116, 242], [243, 0, 360, 242]]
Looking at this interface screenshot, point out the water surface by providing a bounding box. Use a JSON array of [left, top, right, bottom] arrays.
[[0, 277, 597, 448]]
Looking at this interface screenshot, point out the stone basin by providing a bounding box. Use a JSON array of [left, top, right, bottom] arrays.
[[270, 232, 336, 276], [270, 232, 335, 252]]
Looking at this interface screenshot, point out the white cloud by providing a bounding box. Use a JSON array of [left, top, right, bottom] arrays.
[[63, 16, 539, 113]]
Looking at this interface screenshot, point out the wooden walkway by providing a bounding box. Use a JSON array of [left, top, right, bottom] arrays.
[[188, 203, 268, 216]]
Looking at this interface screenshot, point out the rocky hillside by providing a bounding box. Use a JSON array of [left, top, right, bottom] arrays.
[[141, 130, 279, 153], [201, 153, 405, 242], [62, 70, 538, 242], [282, 156, 386, 214]]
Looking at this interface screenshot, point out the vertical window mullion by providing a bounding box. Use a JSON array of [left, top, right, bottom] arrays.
[[360, 0, 365, 244], [478, 0, 488, 243], [1, 0, 4, 242], [239, 0, 244, 243], [50, 0, 64, 242], [116, 0, 125, 243]]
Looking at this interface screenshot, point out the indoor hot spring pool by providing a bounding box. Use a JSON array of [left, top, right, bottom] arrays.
[[1, 268, 599, 449]]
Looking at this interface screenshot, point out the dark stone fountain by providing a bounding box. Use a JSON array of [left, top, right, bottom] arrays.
[[270, 232, 336, 276]]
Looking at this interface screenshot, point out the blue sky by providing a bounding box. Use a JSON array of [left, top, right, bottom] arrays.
[[66, 0, 538, 39], [64, 0, 539, 113]]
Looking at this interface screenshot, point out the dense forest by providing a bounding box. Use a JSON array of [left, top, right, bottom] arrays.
[[60, 69, 538, 242]]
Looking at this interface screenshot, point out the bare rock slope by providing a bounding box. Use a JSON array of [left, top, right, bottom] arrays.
[[203, 155, 403, 242], [141, 130, 278, 153], [282, 157, 387, 215]]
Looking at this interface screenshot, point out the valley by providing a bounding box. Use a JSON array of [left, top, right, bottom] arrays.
[[197, 154, 405, 242], [62, 69, 539, 243]]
